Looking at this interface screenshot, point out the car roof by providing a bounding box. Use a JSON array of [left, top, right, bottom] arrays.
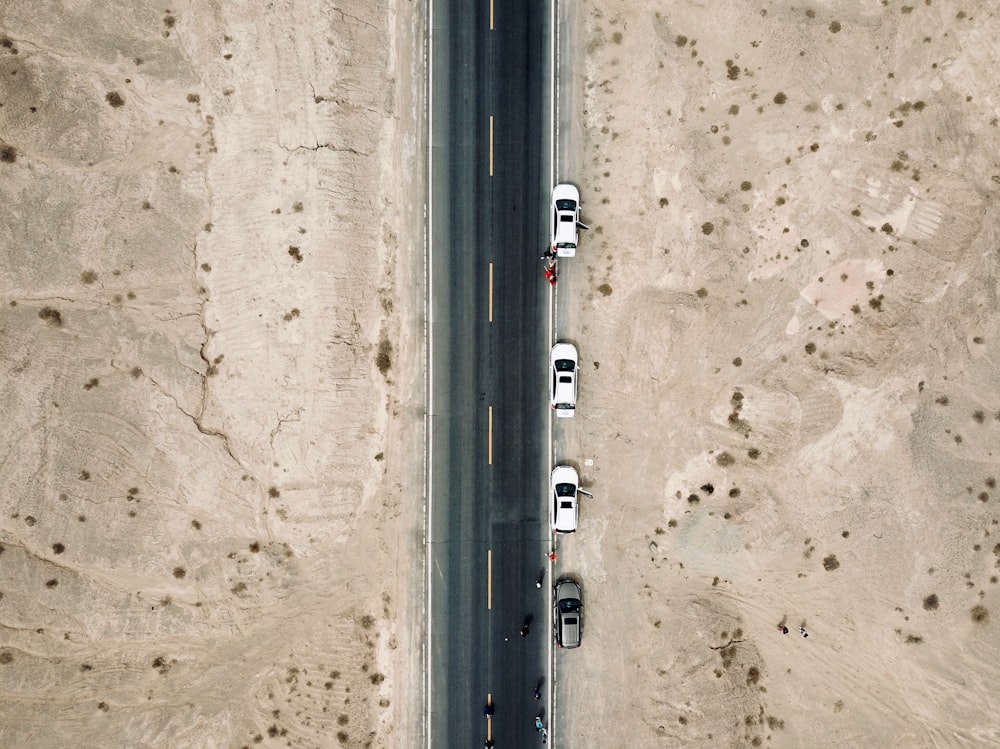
[[554, 219, 576, 244], [554, 501, 576, 531], [554, 380, 575, 401]]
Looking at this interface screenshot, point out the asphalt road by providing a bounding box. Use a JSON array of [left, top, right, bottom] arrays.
[[427, 0, 551, 746]]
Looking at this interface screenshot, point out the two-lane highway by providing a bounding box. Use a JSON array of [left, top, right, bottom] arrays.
[[426, 0, 551, 746]]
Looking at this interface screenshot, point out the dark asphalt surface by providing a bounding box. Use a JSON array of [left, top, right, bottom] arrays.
[[428, 0, 551, 746]]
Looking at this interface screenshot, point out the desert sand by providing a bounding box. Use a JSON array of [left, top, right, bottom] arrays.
[[4, 0, 1000, 747], [0, 1, 423, 747], [557, 1, 1000, 747]]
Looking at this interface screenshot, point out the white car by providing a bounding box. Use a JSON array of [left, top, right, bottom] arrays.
[[550, 464, 579, 534], [551, 183, 580, 258], [550, 342, 578, 418]]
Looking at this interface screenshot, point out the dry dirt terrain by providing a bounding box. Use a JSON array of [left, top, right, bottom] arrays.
[[556, 0, 1000, 747], [4, 1, 1000, 748], [0, 1, 423, 747]]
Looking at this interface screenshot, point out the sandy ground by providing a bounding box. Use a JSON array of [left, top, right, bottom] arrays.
[[557, 1, 1000, 747], [0, 1, 423, 747], [6, 1, 1000, 747]]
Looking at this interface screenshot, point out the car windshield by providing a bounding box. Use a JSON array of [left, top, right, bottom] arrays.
[[559, 598, 580, 612], [555, 483, 576, 497], [555, 199, 577, 211], [554, 360, 575, 372]]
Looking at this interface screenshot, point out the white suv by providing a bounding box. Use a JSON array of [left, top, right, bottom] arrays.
[[550, 342, 578, 418], [550, 464, 579, 534], [551, 183, 580, 258]]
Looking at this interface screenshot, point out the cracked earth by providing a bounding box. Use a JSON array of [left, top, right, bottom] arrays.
[[0, 1, 422, 747]]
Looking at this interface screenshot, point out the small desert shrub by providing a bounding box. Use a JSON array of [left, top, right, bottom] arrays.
[[376, 338, 393, 374], [39, 307, 63, 326]]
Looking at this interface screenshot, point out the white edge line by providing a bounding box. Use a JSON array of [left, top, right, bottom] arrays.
[[424, 0, 434, 744], [547, 0, 557, 744]]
